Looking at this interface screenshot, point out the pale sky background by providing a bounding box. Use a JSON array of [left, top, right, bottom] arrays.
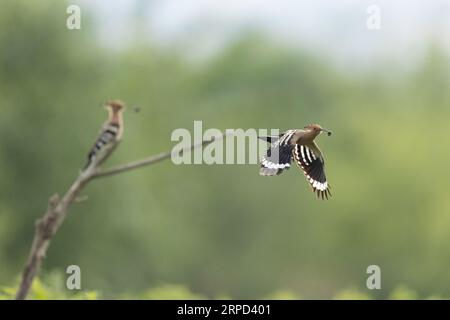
[[81, 0, 450, 68]]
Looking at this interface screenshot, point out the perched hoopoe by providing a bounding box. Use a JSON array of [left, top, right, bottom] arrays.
[[83, 100, 125, 170], [260, 124, 332, 200]]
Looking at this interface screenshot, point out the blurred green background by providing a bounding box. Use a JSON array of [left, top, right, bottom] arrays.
[[1, 0, 450, 299]]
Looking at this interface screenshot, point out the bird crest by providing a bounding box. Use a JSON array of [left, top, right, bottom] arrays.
[[105, 100, 125, 112], [304, 123, 322, 131]]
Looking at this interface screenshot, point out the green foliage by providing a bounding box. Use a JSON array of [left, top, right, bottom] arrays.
[[0, 277, 445, 300], [333, 289, 371, 300], [1, 1, 450, 299], [264, 290, 301, 300], [389, 285, 419, 300], [139, 284, 206, 300], [0, 278, 98, 300]]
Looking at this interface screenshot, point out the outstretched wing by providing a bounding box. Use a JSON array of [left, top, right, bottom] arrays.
[[259, 130, 296, 176], [293, 142, 332, 199]]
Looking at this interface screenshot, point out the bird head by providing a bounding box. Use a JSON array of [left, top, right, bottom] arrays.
[[105, 100, 126, 113], [304, 124, 332, 136]]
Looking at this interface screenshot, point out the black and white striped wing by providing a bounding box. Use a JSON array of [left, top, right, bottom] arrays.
[[84, 123, 120, 169], [293, 143, 331, 199], [260, 130, 296, 176]]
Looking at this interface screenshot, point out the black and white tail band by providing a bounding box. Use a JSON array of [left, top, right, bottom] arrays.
[[259, 130, 296, 176]]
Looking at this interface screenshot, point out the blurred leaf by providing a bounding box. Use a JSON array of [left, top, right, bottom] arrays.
[[389, 286, 418, 300], [333, 289, 372, 300], [140, 284, 206, 300]]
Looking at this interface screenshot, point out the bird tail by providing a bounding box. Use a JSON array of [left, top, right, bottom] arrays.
[[83, 153, 95, 171], [259, 165, 283, 176], [259, 144, 293, 176]]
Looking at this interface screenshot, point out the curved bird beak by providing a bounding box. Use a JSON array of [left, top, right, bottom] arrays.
[[321, 129, 332, 136]]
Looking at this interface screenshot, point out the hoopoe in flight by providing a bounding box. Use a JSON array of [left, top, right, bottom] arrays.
[[83, 100, 125, 170], [260, 124, 332, 200]]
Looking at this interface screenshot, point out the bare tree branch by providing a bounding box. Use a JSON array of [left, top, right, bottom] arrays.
[[92, 135, 223, 179], [15, 129, 228, 300]]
